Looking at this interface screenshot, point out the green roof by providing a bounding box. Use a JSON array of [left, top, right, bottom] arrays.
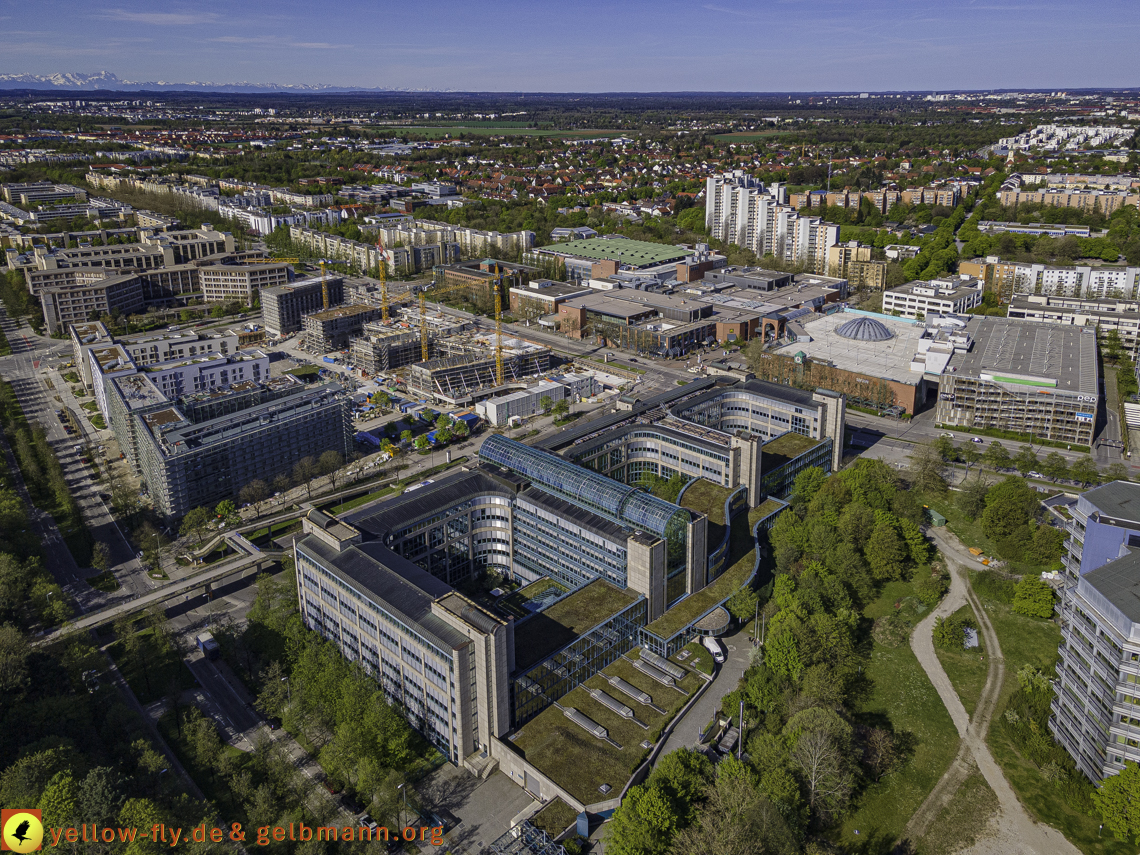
[[762, 432, 822, 471], [548, 237, 689, 268], [514, 579, 639, 672]]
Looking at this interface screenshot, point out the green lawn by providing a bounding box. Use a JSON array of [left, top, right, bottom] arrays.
[[762, 432, 822, 470], [514, 579, 638, 672], [80, 400, 98, 412], [673, 641, 715, 677], [245, 519, 302, 547], [322, 485, 397, 515], [679, 479, 734, 526], [933, 604, 989, 718], [977, 592, 1130, 855], [530, 797, 578, 837], [836, 580, 960, 850]]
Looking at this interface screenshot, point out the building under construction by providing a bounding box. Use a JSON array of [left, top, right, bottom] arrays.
[[301, 304, 383, 353], [350, 328, 428, 374], [406, 338, 552, 405]]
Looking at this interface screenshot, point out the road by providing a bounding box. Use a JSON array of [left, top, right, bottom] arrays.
[[36, 553, 278, 645], [0, 306, 158, 608]]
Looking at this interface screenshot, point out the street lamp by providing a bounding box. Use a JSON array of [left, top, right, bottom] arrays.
[[396, 783, 407, 829]]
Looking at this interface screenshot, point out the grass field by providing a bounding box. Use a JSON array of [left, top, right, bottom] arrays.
[[322, 485, 397, 515], [915, 766, 999, 855], [836, 580, 960, 852], [977, 593, 1131, 855], [712, 130, 795, 142], [933, 604, 989, 717]]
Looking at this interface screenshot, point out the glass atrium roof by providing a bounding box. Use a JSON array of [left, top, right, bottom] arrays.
[[480, 434, 688, 536]]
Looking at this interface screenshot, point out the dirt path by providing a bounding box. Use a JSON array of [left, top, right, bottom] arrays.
[[905, 527, 1080, 855]]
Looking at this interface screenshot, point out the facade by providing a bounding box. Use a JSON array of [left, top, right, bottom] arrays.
[[959, 259, 1140, 303], [136, 350, 269, 399], [199, 262, 292, 303], [475, 380, 567, 427], [509, 279, 593, 320], [286, 225, 464, 276], [1049, 482, 1140, 782], [133, 377, 352, 517], [935, 318, 1099, 446], [882, 276, 984, 319], [302, 304, 383, 352], [41, 271, 147, 334], [826, 242, 887, 290], [705, 172, 839, 272], [1007, 294, 1140, 358], [261, 275, 346, 335], [998, 188, 1138, 214], [406, 344, 552, 406]]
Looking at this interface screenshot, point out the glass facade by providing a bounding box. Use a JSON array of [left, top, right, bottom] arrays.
[[513, 497, 628, 589], [761, 437, 834, 499], [511, 596, 647, 727]]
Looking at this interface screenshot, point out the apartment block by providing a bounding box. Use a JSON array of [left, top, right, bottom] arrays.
[[960, 258, 1140, 303], [2, 181, 86, 206], [261, 275, 346, 335], [286, 225, 463, 276], [882, 276, 984, 318], [998, 188, 1139, 215], [1049, 482, 1140, 782], [705, 172, 838, 272], [1007, 294, 1140, 357]]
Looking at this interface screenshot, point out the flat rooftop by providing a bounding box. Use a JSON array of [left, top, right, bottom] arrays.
[[1081, 481, 1140, 527], [306, 303, 377, 322], [774, 311, 927, 386], [763, 432, 823, 470], [514, 579, 640, 673], [948, 316, 1098, 395], [545, 237, 689, 268], [112, 373, 168, 410], [679, 479, 734, 527], [90, 345, 133, 374], [1082, 549, 1140, 625]]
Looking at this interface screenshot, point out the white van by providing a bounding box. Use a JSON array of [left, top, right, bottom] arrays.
[[702, 636, 725, 664]]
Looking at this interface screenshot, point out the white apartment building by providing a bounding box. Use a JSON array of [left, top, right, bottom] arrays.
[[882, 276, 984, 319], [705, 172, 837, 272], [138, 350, 269, 399]]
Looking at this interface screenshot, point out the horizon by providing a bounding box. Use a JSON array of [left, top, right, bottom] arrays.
[[3, 0, 1138, 92]]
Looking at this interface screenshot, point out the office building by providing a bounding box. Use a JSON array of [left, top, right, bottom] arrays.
[[882, 276, 984, 319], [935, 318, 1099, 446], [475, 379, 570, 427], [118, 375, 351, 517], [1048, 482, 1140, 781], [508, 279, 593, 320], [261, 275, 346, 336], [2, 181, 86, 206], [199, 262, 292, 303]]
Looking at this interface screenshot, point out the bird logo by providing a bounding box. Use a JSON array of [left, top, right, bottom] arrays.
[[1, 810, 43, 852]]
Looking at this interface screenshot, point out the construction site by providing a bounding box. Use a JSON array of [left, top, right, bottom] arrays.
[[405, 337, 553, 406]]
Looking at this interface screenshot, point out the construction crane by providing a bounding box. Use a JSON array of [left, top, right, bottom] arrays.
[[374, 236, 390, 323], [415, 268, 508, 375], [270, 257, 300, 264], [319, 260, 330, 310]]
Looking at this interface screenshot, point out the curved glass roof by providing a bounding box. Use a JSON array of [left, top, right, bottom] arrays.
[[836, 316, 894, 342], [480, 434, 688, 536]]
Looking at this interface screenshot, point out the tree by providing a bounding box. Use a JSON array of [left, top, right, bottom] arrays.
[[414, 434, 430, 451], [932, 435, 956, 462], [91, 541, 111, 573], [791, 467, 827, 509], [239, 479, 269, 516], [552, 399, 570, 420], [909, 443, 948, 495], [933, 611, 976, 649], [539, 395, 553, 414], [958, 443, 981, 471], [271, 472, 291, 496], [318, 450, 345, 490], [453, 419, 470, 439], [981, 477, 1039, 541], [37, 771, 78, 831], [1042, 451, 1069, 482], [1012, 575, 1055, 618], [1096, 761, 1140, 844], [865, 519, 907, 580], [984, 441, 1011, 472], [726, 584, 759, 622], [179, 506, 212, 545], [215, 499, 237, 523], [1070, 455, 1101, 488], [1104, 328, 1126, 365], [293, 456, 320, 499], [436, 426, 453, 444], [1104, 462, 1131, 483], [600, 780, 676, 855], [957, 473, 991, 520], [1014, 445, 1039, 476], [790, 728, 853, 822], [400, 429, 413, 444]]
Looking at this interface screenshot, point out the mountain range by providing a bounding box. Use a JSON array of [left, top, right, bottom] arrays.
[[0, 71, 408, 93]]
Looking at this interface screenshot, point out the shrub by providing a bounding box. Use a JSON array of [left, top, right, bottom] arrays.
[[933, 611, 976, 649], [1012, 575, 1056, 618]]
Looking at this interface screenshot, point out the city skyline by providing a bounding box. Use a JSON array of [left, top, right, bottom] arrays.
[[3, 0, 1138, 92]]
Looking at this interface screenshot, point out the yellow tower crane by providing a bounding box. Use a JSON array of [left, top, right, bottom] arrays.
[[319, 259, 330, 310], [375, 236, 389, 323]]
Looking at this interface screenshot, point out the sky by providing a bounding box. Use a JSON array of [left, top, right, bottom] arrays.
[[1, 0, 1138, 92]]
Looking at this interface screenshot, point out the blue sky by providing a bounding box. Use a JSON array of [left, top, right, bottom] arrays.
[[2, 0, 1137, 91]]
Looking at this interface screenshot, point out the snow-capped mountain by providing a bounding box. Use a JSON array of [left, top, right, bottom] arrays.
[[0, 71, 394, 93]]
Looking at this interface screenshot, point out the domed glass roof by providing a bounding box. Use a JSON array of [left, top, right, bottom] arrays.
[[836, 316, 893, 342]]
